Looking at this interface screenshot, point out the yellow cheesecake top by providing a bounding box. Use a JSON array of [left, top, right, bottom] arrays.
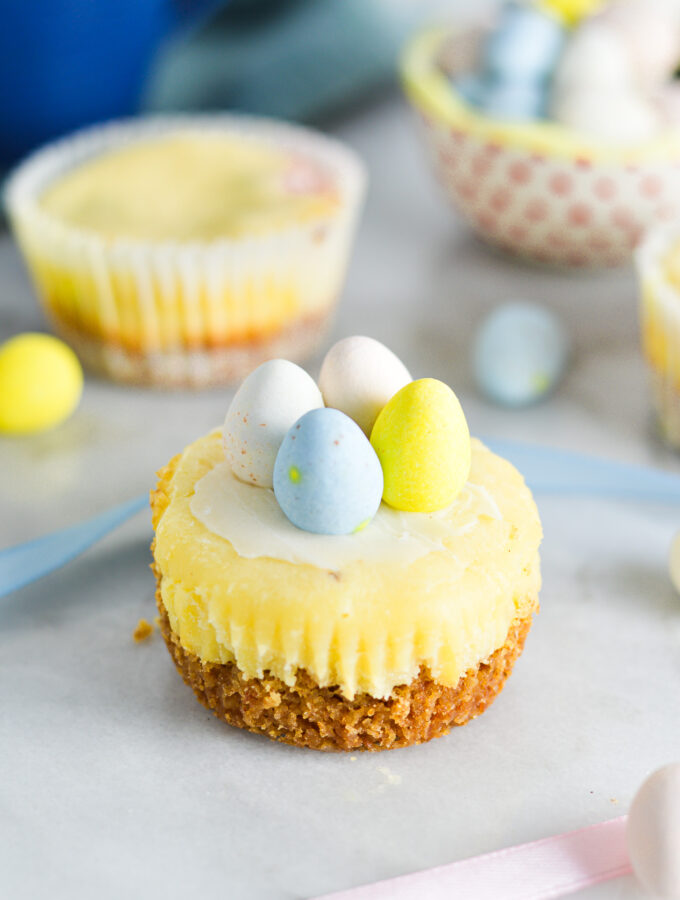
[[152, 431, 542, 699], [40, 133, 340, 241]]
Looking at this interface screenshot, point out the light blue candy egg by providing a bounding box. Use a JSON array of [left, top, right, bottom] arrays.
[[482, 2, 565, 83], [480, 79, 547, 121], [473, 302, 569, 408], [273, 408, 384, 535]]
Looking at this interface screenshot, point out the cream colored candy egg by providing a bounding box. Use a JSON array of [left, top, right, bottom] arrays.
[[319, 336, 411, 436], [597, 0, 680, 89], [552, 22, 633, 93], [0, 333, 83, 435], [551, 87, 659, 142], [370, 378, 471, 513], [627, 763, 680, 899], [224, 359, 323, 487]]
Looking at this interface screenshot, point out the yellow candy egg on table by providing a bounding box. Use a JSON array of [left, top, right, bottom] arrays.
[[0, 333, 83, 435], [370, 378, 471, 513], [536, 0, 605, 26]]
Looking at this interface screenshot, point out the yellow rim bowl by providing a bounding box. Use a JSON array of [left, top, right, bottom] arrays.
[[400, 27, 680, 166], [400, 28, 680, 268]]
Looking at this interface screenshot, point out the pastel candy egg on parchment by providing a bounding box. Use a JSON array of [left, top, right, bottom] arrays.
[[273, 408, 383, 535], [370, 379, 471, 513], [0, 333, 83, 435], [318, 336, 411, 436], [474, 302, 568, 407], [627, 763, 680, 899], [224, 359, 323, 487]]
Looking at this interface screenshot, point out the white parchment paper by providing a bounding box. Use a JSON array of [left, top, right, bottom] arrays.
[[2, 77, 680, 898]]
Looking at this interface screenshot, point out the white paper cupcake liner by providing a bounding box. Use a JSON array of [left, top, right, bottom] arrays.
[[5, 115, 366, 388]]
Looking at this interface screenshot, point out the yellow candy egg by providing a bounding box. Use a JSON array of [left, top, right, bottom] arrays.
[[0, 333, 83, 435], [370, 378, 471, 513], [536, 0, 605, 27]]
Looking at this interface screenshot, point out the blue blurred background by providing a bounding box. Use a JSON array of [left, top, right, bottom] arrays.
[[0, 0, 453, 166]]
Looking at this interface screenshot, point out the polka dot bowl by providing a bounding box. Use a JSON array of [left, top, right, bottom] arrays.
[[401, 27, 680, 268]]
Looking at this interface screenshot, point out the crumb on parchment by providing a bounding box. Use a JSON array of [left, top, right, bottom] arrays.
[[133, 618, 154, 642]]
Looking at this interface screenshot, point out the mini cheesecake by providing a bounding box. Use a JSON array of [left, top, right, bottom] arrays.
[[150, 430, 542, 751], [6, 117, 364, 386]]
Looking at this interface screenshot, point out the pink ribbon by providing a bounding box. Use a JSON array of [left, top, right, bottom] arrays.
[[315, 817, 632, 900]]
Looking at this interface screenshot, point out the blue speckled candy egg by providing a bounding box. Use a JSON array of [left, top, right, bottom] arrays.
[[473, 302, 569, 407], [455, 73, 547, 121], [273, 408, 383, 535], [482, 2, 565, 83]]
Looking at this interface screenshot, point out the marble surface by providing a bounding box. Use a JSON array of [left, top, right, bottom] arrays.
[[2, 93, 680, 900]]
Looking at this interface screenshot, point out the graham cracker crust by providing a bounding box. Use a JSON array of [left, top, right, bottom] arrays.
[[155, 590, 534, 752], [150, 447, 537, 751]]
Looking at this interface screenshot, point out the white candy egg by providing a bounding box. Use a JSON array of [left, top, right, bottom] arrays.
[[551, 87, 659, 142], [319, 336, 412, 436], [552, 22, 634, 93], [473, 302, 568, 407], [224, 359, 323, 487], [627, 763, 680, 899], [669, 532, 680, 593], [596, 0, 680, 88], [655, 83, 680, 127]]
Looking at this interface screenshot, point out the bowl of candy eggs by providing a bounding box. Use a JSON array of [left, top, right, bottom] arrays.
[[401, 0, 680, 268]]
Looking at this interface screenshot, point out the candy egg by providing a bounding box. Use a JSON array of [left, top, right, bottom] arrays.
[[596, 0, 680, 89], [224, 359, 323, 487], [536, 0, 605, 26], [318, 336, 411, 436], [370, 379, 471, 513], [480, 79, 548, 121], [0, 333, 83, 435], [551, 87, 660, 141], [474, 303, 568, 408], [627, 763, 680, 899], [273, 408, 383, 535], [482, 2, 566, 82], [551, 22, 633, 93]]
